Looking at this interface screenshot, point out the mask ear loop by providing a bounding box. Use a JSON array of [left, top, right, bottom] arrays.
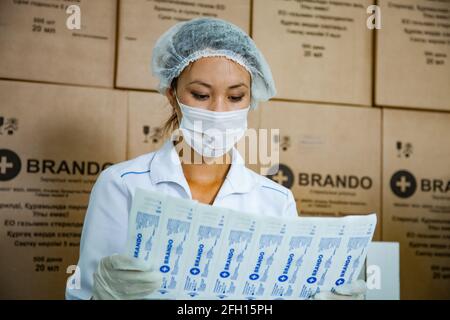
[[170, 87, 184, 147], [172, 87, 183, 123], [173, 87, 179, 104]]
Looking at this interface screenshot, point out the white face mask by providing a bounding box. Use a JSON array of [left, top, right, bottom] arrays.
[[174, 90, 250, 158]]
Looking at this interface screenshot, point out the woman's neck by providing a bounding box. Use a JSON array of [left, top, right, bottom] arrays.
[[181, 161, 231, 186], [174, 139, 232, 203], [174, 139, 233, 184]]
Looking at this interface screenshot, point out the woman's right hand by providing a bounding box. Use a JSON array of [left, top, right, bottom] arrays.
[[309, 279, 367, 300], [92, 254, 162, 300]]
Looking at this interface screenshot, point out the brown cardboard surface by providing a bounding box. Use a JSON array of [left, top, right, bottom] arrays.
[[375, 0, 450, 111], [252, 0, 374, 106], [382, 108, 450, 299], [0, 80, 127, 299], [0, 0, 116, 87], [116, 0, 251, 90], [127, 90, 173, 159], [236, 105, 261, 174], [259, 100, 381, 239]]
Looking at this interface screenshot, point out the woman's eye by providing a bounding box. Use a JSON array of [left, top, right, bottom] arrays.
[[191, 93, 244, 102], [192, 93, 209, 100], [230, 96, 244, 102]]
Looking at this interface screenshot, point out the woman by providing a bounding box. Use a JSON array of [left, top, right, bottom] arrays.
[[66, 17, 365, 300]]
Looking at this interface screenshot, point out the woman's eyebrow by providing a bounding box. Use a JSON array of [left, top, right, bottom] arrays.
[[228, 82, 248, 89], [188, 80, 212, 88], [188, 80, 248, 89]]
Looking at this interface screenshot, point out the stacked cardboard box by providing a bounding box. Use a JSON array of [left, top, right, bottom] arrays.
[[127, 91, 173, 159], [0, 80, 127, 299], [116, 0, 251, 90], [382, 108, 450, 299], [376, 0, 450, 111], [0, 0, 117, 87], [252, 0, 374, 106], [259, 101, 381, 239]]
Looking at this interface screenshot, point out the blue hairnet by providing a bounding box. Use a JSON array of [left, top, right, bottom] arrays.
[[151, 17, 276, 110]]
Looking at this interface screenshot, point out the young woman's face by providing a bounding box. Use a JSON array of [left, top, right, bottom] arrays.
[[168, 56, 251, 112]]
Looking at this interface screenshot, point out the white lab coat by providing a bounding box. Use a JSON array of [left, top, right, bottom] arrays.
[[66, 139, 298, 299]]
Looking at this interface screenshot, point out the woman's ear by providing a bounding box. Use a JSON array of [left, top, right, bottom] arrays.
[[166, 87, 182, 123], [165, 87, 176, 108]]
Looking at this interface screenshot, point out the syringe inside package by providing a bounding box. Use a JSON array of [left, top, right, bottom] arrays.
[[235, 216, 289, 300], [263, 217, 318, 300], [125, 188, 166, 266], [126, 188, 377, 300], [293, 214, 377, 299], [177, 203, 231, 299], [203, 210, 260, 299], [147, 192, 198, 299], [126, 188, 199, 299]]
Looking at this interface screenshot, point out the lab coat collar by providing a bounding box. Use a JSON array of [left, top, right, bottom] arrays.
[[149, 139, 257, 199]]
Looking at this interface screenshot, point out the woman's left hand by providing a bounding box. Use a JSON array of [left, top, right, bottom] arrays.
[[310, 279, 367, 300]]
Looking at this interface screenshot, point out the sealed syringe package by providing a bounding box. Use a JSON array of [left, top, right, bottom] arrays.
[[126, 188, 377, 300]]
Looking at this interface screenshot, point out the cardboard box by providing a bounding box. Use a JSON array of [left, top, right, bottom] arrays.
[[376, 0, 450, 111], [252, 0, 373, 106], [382, 108, 450, 299], [127, 90, 261, 173], [116, 0, 251, 90], [0, 80, 127, 299], [0, 0, 117, 87], [259, 101, 381, 239], [127, 91, 174, 159], [234, 104, 261, 174]]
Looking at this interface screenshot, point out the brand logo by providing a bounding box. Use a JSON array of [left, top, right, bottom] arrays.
[[220, 248, 234, 278], [299, 173, 373, 189], [249, 273, 259, 281], [278, 253, 295, 282], [160, 239, 174, 273], [133, 233, 142, 258], [249, 251, 265, 281], [307, 254, 323, 284], [390, 170, 417, 198], [335, 255, 352, 286], [267, 164, 294, 189], [160, 265, 170, 273], [0, 149, 113, 181], [0, 149, 21, 181], [27, 159, 112, 176], [190, 244, 204, 276], [390, 170, 449, 198], [267, 163, 373, 190]]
